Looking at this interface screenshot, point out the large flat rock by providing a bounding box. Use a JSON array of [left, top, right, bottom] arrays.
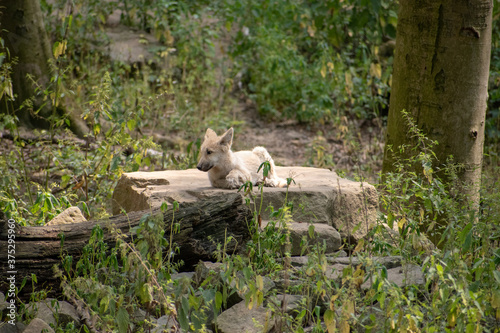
[[112, 167, 378, 241]]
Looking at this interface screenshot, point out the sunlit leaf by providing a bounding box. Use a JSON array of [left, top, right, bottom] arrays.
[[324, 309, 336, 333]]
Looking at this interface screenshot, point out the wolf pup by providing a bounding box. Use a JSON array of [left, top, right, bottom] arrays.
[[197, 128, 287, 189]]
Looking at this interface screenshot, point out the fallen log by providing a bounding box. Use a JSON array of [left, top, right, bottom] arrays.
[[0, 193, 252, 295]]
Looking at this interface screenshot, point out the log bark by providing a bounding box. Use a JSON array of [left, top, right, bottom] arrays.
[[0, 193, 252, 295]]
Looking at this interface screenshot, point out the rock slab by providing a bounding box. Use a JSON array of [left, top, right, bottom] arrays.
[[47, 207, 87, 226], [216, 300, 274, 333], [112, 167, 378, 241]]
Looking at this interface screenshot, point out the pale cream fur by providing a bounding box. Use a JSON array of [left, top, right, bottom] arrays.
[[197, 128, 287, 189]]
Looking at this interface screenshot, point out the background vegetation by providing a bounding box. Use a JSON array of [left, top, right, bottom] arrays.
[[0, 0, 499, 332]]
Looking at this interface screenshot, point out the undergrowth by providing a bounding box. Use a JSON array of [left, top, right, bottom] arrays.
[[0, 1, 499, 332]]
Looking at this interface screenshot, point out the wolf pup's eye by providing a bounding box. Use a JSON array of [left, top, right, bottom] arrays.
[[206, 149, 213, 155]]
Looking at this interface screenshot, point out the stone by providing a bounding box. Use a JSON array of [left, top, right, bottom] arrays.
[[362, 264, 424, 290], [288, 256, 309, 267], [194, 262, 224, 287], [112, 167, 378, 241], [29, 299, 80, 328], [23, 318, 55, 333], [261, 221, 341, 256], [227, 274, 276, 308], [326, 250, 348, 259], [325, 264, 349, 281], [106, 26, 162, 65], [46, 207, 86, 226], [153, 315, 178, 333], [0, 321, 17, 333], [216, 301, 274, 333], [166, 272, 195, 295], [131, 308, 147, 323], [327, 256, 402, 269], [287, 222, 342, 256], [267, 294, 308, 317]]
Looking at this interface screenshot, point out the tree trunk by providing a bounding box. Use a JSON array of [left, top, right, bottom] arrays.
[[0, 193, 252, 296], [383, 1, 492, 208], [0, 0, 88, 136]]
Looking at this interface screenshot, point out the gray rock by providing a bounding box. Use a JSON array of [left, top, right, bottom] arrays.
[[23, 318, 55, 333], [167, 272, 195, 295], [267, 294, 308, 317], [325, 264, 349, 281], [227, 274, 276, 308], [326, 250, 348, 259], [15, 322, 26, 332], [171, 272, 195, 281], [152, 315, 178, 333], [288, 256, 309, 267], [216, 301, 274, 333], [106, 26, 163, 65], [112, 166, 378, 242], [0, 322, 17, 333], [287, 251, 347, 268], [362, 264, 424, 290], [46, 207, 86, 226], [131, 308, 147, 323], [287, 222, 342, 255], [327, 256, 402, 269], [29, 299, 80, 328], [194, 262, 224, 287]]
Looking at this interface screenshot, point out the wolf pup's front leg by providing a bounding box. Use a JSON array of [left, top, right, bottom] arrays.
[[225, 168, 251, 189]]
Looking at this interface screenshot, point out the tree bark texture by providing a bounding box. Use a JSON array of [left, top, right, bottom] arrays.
[[0, 193, 252, 295], [0, 0, 53, 125], [0, 1, 89, 136], [383, 0, 492, 204]]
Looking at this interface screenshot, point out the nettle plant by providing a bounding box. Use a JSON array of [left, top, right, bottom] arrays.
[[368, 111, 500, 331], [221, 0, 396, 124]]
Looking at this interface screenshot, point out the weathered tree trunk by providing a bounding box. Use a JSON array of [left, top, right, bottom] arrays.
[[383, 1, 492, 212], [0, 193, 252, 295], [0, 0, 88, 136]]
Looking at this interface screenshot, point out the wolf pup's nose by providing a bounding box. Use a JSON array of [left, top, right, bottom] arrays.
[[197, 165, 202, 171]]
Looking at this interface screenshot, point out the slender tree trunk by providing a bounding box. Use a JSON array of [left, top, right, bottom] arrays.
[[0, 0, 88, 136], [383, 1, 492, 207], [1, 0, 53, 126]]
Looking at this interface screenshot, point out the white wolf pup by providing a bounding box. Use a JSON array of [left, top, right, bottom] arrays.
[[197, 128, 287, 189]]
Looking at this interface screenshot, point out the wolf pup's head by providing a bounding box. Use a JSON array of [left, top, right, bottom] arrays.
[[197, 128, 233, 172]]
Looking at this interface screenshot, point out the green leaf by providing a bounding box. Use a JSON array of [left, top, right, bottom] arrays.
[[256, 275, 264, 291], [324, 309, 336, 333], [116, 307, 129, 333], [110, 154, 121, 172], [462, 231, 472, 253], [387, 212, 394, 229], [308, 224, 315, 239], [493, 270, 500, 285], [178, 297, 190, 330], [127, 119, 136, 131], [215, 291, 223, 310]]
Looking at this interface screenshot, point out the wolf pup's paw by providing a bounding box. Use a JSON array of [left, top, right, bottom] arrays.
[[225, 176, 241, 189], [264, 177, 288, 188], [226, 170, 249, 189]]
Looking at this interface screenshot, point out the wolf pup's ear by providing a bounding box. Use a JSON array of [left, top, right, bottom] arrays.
[[219, 128, 233, 147], [205, 128, 217, 140]]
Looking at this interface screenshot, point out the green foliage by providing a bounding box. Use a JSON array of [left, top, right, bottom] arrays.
[[1, 1, 499, 332], [59, 217, 179, 332], [368, 111, 500, 332], [220, 0, 396, 123]]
